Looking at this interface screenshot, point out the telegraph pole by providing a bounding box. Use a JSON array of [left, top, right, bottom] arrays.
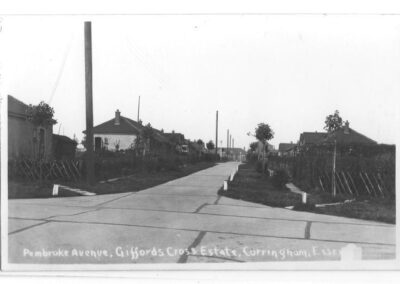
[[227, 129, 229, 159], [84, 21, 95, 185], [229, 134, 232, 160], [215, 111, 218, 158], [137, 95, 141, 122], [332, 139, 337, 197]]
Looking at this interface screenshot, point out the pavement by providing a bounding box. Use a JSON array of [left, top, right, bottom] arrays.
[[8, 162, 396, 264]]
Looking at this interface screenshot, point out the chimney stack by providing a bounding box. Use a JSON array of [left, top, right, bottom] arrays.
[[344, 120, 350, 134], [115, 109, 121, 125]]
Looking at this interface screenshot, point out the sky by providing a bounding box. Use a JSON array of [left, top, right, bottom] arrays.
[[1, 15, 400, 149]]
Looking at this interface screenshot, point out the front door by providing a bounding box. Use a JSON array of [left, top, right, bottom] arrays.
[[94, 137, 102, 152]]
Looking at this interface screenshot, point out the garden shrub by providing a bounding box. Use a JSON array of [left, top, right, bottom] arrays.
[[271, 169, 291, 189]]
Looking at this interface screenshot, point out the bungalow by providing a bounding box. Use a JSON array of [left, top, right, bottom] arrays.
[[84, 109, 171, 153], [298, 122, 376, 147], [53, 134, 77, 160], [278, 142, 296, 157], [164, 132, 188, 153], [323, 121, 377, 145], [298, 132, 327, 147], [8, 95, 53, 160]]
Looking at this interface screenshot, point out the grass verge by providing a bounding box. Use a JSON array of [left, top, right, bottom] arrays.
[[9, 161, 216, 198], [218, 162, 395, 224]]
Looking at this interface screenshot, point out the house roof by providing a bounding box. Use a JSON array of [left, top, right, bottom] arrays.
[[83, 116, 143, 135], [53, 134, 77, 145], [299, 132, 327, 144], [84, 115, 170, 144], [278, 143, 296, 152], [8, 95, 57, 125], [324, 126, 377, 145], [164, 132, 185, 144], [8, 95, 28, 118]]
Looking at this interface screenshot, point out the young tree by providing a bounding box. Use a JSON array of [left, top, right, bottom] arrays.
[[324, 110, 343, 133], [254, 123, 274, 172], [249, 141, 258, 152], [197, 139, 205, 148], [206, 140, 215, 150], [141, 123, 155, 156]]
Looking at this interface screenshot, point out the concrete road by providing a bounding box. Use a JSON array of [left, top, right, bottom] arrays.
[[8, 162, 395, 264]]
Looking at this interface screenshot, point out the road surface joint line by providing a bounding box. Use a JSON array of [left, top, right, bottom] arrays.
[[10, 206, 392, 229], [8, 221, 51, 236], [178, 231, 207, 263], [305, 221, 312, 239], [205, 205, 392, 227], [46, 207, 103, 220], [213, 196, 222, 205], [8, 217, 394, 247], [193, 203, 209, 213], [95, 192, 137, 207]]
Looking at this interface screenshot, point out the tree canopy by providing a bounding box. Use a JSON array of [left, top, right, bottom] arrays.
[[324, 110, 343, 133], [255, 123, 274, 144], [26, 101, 57, 126], [206, 140, 215, 150], [197, 139, 205, 147], [249, 141, 258, 152]]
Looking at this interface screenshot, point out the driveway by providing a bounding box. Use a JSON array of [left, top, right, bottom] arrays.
[[8, 162, 395, 264]]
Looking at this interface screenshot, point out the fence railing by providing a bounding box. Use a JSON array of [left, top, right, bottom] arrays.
[[268, 150, 395, 198], [9, 159, 83, 182]]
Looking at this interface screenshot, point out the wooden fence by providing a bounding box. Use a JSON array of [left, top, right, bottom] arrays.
[[268, 148, 395, 198], [313, 169, 389, 198], [9, 159, 83, 182]]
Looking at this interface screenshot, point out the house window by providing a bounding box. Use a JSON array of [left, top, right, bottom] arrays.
[[104, 138, 109, 145]]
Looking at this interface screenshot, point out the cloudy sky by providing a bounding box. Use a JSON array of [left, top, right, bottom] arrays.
[[1, 15, 400, 148]]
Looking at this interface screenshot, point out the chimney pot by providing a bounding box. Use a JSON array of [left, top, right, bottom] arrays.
[[344, 120, 350, 134], [115, 109, 121, 125]]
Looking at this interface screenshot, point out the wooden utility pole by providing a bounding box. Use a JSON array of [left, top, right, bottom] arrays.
[[230, 134, 232, 160], [332, 139, 337, 197], [137, 95, 141, 122], [215, 111, 218, 158], [84, 21, 95, 185], [227, 129, 229, 159]]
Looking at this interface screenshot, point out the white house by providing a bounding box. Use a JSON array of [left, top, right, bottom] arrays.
[[84, 110, 142, 151]]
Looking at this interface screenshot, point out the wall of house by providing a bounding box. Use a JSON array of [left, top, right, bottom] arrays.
[[8, 116, 53, 160], [94, 134, 137, 151]]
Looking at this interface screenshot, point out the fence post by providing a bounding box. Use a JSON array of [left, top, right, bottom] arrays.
[[223, 180, 228, 190], [302, 192, 307, 204]]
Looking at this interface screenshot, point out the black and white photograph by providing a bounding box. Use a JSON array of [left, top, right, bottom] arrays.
[[0, 1, 399, 273]]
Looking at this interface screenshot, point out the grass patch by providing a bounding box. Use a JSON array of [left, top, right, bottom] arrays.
[[313, 199, 395, 224], [218, 163, 302, 207], [9, 161, 216, 198], [219, 162, 395, 224]]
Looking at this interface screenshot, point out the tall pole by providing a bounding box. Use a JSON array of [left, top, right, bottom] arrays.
[[230, 134, 232, 160], [84, 21, 95, 185], [226, 129, 229, 150], [227, 129, 229, 158], [332, 139, 337, 197], [215, 111, 218, 157], [232, 138, 234, 149], [137, 95, 141, 122]]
